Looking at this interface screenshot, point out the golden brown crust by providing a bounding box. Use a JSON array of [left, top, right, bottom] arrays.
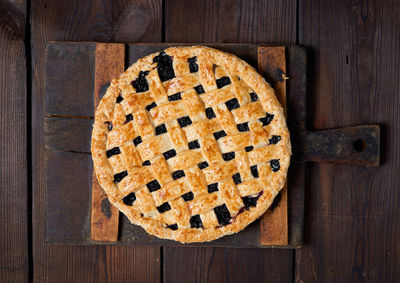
[[91, 46, 291, 243]]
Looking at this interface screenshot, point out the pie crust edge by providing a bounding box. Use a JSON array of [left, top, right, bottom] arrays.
[[91, 46, 291, 243]]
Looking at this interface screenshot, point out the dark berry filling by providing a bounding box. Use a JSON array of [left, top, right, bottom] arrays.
[[213, 130, 227, 140], [157, 202, 171, 213], [225, 98, 240, 111], [237, 122, 249, 132], [122, 192, 136, 206], [214, 204, 232, 226], [153, 51, 175, 82], [216, 76, 232, 88], [194, 85, 205, 94], [142, 160, 151, 166], [250, 92, 259, 102], [270, 159, 280, 172], [259, 113, 274, 126], [106, 147, 121, 158], [269, 135, 281, 145], [198, 161, 209, 169], [250, 165, 259, 178], [133, 136, 142, 146], [245, 146, 254, 152], [163, 149, 177, 160], [207, 183, 218, 193], [125, 114, 133, 123], [116, 94, 124, 103], [190, 214, 203, 228], [188, 56, 199, 73], [131, 70, 150, 93], [167, 223, 178, 230], [177, 116, 192, 127], [181, 191, 194, 202], [114, 171, 128, 183], [172, 170, 185, 180], [205, 107, 216, 119], [222, 152, 235, 161], [188, 140, 200, 149], [105, 121, 113, 131], [145, 102, 157, 111], [241, 191, 264, 210], [147, 179, 161, 192], [155, 124, 167, 135], [168, 92, 182, 101], [232, 172, 242, 184]]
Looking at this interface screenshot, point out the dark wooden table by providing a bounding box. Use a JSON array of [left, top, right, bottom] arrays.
[[1, 0, 399, 282]]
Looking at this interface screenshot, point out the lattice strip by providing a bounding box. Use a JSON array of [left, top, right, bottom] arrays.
[[132, 110, 154, 139], [199, 135, 223, 164], [150, 100, 187, 125], [213, 104, 239, 135], [202, 161, 236, 184], [218, 178, 243, 215], [149, 155, 172, 185], [187, 192, 223, 215]]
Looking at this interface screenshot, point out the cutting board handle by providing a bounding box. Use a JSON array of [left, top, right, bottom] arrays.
[[300, 125, 380, 166]]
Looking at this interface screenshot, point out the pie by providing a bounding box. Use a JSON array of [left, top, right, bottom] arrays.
[[91, 46, 291, 243]]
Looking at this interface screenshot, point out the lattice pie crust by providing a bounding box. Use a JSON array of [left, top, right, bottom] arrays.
[[91, 46, 291, 243]]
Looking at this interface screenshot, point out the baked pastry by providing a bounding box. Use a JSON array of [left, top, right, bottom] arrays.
[[91, 46, 291, 243]]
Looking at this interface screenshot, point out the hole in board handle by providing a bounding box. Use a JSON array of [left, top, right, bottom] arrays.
[[353, 138, 367, 152]]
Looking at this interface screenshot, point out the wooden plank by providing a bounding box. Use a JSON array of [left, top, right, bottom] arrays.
[[44, 117, 92, 153], [258, 46, 288, 246], [45, 151, 92, 242], [31, 1, 162, 282], [163, 0, 297, 282], [163, 247, 294, 283], [0, 1, 29, 282], [296, 0, 400, 282], [165, 0, 296, 43], [45, 43, 96, 117], [90, 43, 125, 242]]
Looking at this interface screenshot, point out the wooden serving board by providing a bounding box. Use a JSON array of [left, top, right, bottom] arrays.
[[45, 42, 379, 248]]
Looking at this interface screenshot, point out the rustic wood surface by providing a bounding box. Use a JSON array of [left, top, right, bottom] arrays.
[[0, 1, 29, 282], [1, 0, 399, 282], [295, 0, 400, 282]]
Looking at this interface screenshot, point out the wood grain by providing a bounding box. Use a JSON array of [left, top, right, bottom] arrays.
[[45, 151, 92, 242], [296, 0, 400, 282], [163, 0, 297, 281], [0, 1, 29, 282], [258, 46, 288, 246], [44, 117, 92, 153], [164, 247, 294, 283], [90, 43, 125, 242], [31, 0, 161, 282], [165, 0, 296, 43]]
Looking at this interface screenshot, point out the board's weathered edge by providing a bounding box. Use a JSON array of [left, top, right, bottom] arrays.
[[90, 43, 125, 242], [44, 42, 307, 248]]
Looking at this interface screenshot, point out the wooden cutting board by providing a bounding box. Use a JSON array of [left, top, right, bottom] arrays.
[[44, 42, 379, 248]]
